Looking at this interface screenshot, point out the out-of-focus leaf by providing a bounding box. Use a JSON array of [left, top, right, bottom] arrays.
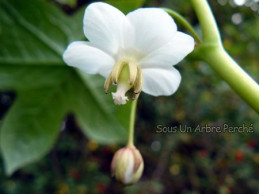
[[105, 0, 145, 14], [0, 0, 138, 175], [0, 66, 70, 90], [1, 88, 67, 175], [1, 70, 129, 175], [0, 0, 66, 65]]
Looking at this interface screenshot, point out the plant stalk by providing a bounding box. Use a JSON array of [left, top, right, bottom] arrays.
[[191, 0, 259, 112], [163, 8, 201, 44], [127, 100, 137, 147]]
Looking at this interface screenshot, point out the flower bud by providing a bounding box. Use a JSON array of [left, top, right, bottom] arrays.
[[111, 146, 144, 185]]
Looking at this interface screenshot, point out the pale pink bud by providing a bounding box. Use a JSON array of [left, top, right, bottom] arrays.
[[111, 146, 144, 185]]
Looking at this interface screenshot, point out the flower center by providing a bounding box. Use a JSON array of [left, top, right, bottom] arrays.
[[104, 60, 143, 105]]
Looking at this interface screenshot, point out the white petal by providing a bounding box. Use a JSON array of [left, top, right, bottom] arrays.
[[63, 41, 114, 76], [99, 65, 113, 78], [124, 152, 134, 184], [139, 32, 195, 68], [83, 2, 134, 56], [142, 67, 181, 96], [127, 8, 177, 55]]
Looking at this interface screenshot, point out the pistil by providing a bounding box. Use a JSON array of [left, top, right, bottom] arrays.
[[104, 60, 143, 105]]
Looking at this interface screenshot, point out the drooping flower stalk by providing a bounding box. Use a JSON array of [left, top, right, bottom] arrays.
[[127, 100, 138, 148], [163, 8, 201, 44]]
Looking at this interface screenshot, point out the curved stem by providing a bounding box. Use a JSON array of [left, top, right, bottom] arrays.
[[163, 8, 201, 44], [127, 99, 137, 147], [191, 0, 259, 112], [199, 47, 259, 112]]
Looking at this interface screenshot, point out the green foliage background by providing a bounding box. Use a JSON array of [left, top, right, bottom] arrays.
[[0, 0, 258, 193]]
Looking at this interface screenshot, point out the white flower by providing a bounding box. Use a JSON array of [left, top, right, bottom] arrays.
[[63, 2, 194, 105]]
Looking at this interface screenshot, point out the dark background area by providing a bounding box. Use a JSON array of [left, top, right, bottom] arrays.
[[0, 0, 259, 193]]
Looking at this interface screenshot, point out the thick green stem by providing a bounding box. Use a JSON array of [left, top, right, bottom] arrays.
[[191, 0, 259, 112], [199, 47, 259, 111], [191, 0, 221, 44], [127, 100, 137, 147]]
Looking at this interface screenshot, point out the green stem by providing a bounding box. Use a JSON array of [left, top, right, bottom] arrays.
[[191, 0, 259, 112], [199, 47, 259, 112], [127, 99, 138, 147], [163, 8, 201, 44], [190, 0, 221, 44]]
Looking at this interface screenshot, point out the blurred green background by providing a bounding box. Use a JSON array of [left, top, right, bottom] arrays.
[[0, 0, 258, 193]]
